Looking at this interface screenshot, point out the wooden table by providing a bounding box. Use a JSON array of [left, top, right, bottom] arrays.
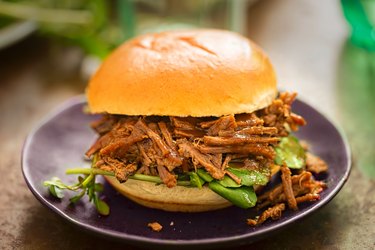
[[1, 0, 374, 249]]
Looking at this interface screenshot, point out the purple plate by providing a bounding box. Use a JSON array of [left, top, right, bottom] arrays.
[[22, 96, 351, 249]]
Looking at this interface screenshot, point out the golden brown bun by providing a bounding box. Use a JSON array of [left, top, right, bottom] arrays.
[[104, 176, 232, 212], [87, 29, 277, 117]]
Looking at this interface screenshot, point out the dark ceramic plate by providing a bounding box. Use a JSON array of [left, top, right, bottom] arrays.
[[22, 96, 351, 249]]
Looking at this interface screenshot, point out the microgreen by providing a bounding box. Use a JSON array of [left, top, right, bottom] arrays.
[[43, 172, 110, 216]]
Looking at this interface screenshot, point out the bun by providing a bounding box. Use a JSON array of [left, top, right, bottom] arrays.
[[104, 176, 232, 212], [87, 29, 277, 117]]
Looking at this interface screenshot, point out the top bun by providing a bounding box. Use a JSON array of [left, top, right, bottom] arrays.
[[87, 29, 277, 117]]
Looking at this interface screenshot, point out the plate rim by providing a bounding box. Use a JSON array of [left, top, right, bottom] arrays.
[[21, 95, 352, 248]]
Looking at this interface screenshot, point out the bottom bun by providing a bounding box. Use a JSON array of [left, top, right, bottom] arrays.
[[105, 164, 280, 212], [104, 176, 232, 212]]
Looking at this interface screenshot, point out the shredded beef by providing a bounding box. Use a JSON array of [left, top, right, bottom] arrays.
[[197, 144, 275, 159], [101, 157, 137, 182], [221, 155, 232, 170], [259, 92, 306, 137], [306, 152, 328, 174], [203, 135, 280, 146], [206, 115, 237, 136], [247, 203, 286, 226], [225, 170, 242, 185], [87, 93, 329, 224], [177, 140, 225, 179], [157, 165, 177, 187], [115, 163, 137, 182], [87, 92, 306, 188], [98, 120, 146, 158], [90, 115, 117, 135], [218, 126, 278, 137], [174, 128, 206, 138], [257, 171, 326, 210], [137, 120, 171, 156], [170, 117, 197, 130], [248, 167, 327, 226], [295, 193, 320, 203], [235, 113, 264, 127], [280, 165, 298, 210], [158, 122, 174, 148]]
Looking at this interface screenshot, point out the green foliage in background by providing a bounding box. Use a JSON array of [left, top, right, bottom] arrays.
[[0, 0, 125, 58]]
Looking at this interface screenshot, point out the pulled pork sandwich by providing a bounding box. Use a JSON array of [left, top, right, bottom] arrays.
[[45, 30, 328, 223]]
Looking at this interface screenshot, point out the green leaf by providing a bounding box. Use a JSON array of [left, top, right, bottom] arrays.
[[177, 173, 190, 181], [43, 177, 67, 189], [94, 183, 104, 192], [94, 195, 110, 216], [217, 175, 241, 188], [81, 174, 94, 188], [189, 172, 205, 188], [227, 168, 269, 186], [88, 186, 95, 202], [78, 176, 84, 183], [49, 185, 64, 199], [274, 136, 306, 169], [208, 182, 257, 209], [69, 189, 86, 203], [130, 174, 163, 184], [196, 169, 213, 182]]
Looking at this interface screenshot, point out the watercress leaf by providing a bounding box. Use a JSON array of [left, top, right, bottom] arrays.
[[130, 174, 163, 184], [48, 185, 58, 197], [177, 173, 190, 181], [189, 172, 205, 188], [94, 183, 104, 192], [69, 190, 86, 203], [208, 182, 257, 209], [49, 185, 64, 199], [275, 136, 306, 169], [78, 176, 84, 183], [196, 169, 213, 182], [217, 175, 241, 188], [81, 174, 94, 188], [94, 195, 110, 216], [227, 168, 269, 186], [92, 153, 100, 166], [43, 177, 68, 189], [88, 186, 95, 202]]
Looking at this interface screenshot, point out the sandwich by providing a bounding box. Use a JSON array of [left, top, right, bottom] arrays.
[[45, 29, 328, 225]]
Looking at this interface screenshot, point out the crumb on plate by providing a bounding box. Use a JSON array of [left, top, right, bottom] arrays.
[[148, 222, 163, 232]]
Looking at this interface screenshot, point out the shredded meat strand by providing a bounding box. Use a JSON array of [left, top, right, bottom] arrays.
[[157, 165, 177, 187], [247, 203, 286, 226], [256, 170, 326, 211], [203, 135, 280, 146], [198, 144, 275, 159], [225, 170, 242, 185], [158, 122, 174, 149], [296, 193, 320, 203], [206, 115, 237, 136], [306, 152, 328, 174], [177, 140, 225, 179], [280, 166, 298, 210]]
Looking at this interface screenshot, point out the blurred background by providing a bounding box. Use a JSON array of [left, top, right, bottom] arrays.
[[0, 0, 374, 249]]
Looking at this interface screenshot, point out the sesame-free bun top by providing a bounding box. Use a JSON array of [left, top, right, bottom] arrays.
[[87, 29, 277, 117]]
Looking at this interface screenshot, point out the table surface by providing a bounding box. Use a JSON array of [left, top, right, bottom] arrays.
[[1, 0, 374, 249]]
